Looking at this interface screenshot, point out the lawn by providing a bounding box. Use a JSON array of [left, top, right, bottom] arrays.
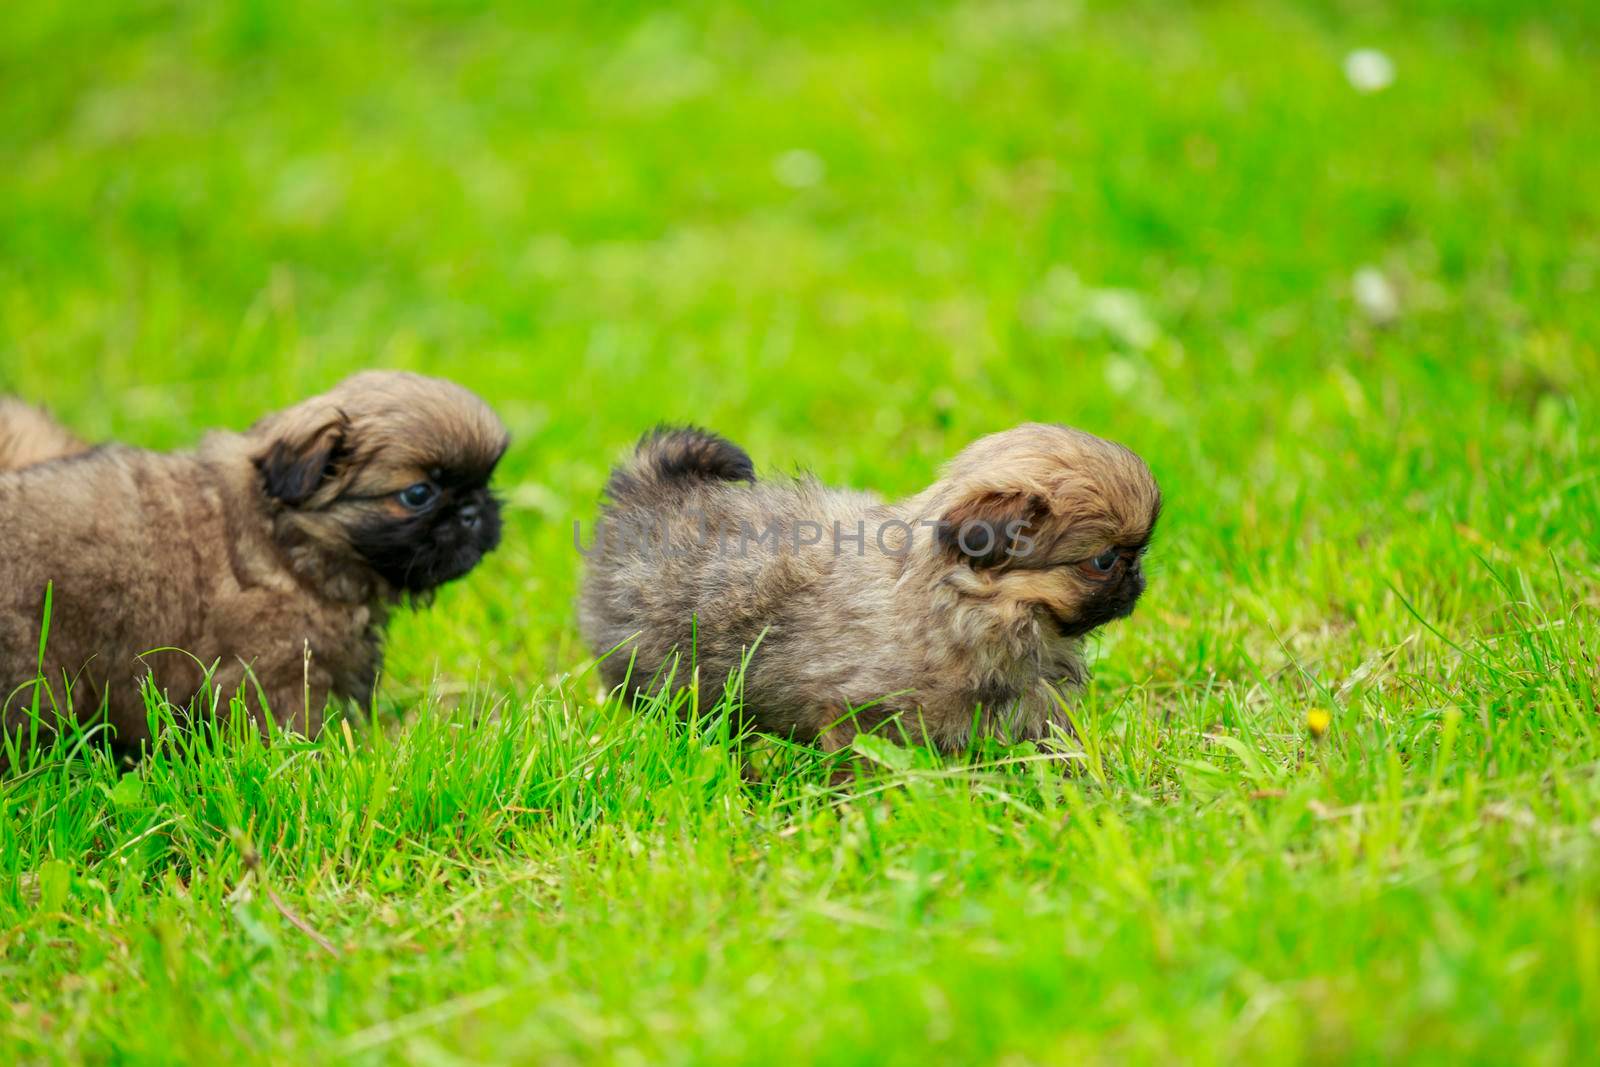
[[2, 0, 1599, 1062]]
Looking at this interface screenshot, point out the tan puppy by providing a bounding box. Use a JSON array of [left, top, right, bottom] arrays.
[[580, 424, 1160, 753], [1, 372, 508, 750]]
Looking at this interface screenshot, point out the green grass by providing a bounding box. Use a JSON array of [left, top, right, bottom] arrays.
[[3, 0, 1599, 1062]]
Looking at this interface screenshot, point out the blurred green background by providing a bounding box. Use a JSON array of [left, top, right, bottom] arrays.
[[2, 1, 1598, 1062]]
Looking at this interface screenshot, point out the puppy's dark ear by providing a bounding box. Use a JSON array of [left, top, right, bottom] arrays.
[[256, 410, 350, 506], [937, 491, 1047, 569]]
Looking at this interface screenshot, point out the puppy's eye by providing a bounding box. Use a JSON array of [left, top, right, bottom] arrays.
[[1079, 548, 1121, 579], [398, 482, 437, 510]]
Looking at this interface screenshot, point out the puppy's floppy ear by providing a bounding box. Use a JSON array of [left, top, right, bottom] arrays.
[[937, 491, 1048, 569], [255, 407, 352, 506]]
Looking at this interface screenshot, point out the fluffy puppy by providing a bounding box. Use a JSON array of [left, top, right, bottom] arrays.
[[1, 371, 508, 750], [580, 423, 1160, 753], [0, 398, 89, 471]]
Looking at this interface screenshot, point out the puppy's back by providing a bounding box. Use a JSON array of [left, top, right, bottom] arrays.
[[0, 445, 234, 740], [580, 426, 768, 689]]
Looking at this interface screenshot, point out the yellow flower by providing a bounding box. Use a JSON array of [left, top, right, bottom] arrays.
[[1306, 709, 1332, 739]]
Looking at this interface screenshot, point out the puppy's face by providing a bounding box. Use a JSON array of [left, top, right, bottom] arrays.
[[934, 423, 1160, 641], [253, 371, 509, 594]]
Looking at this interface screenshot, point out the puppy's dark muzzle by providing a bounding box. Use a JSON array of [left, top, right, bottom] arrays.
[[434, 494, 502, 566], [354, 488, 503, 593], [460, 491, 503, 554], [1051, 567, 1146, 638]]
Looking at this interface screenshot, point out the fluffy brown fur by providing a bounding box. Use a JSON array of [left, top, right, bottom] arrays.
[[0, 399, 89, 471], [1, 372, 508, 751], [580, 423, 1160, 753]]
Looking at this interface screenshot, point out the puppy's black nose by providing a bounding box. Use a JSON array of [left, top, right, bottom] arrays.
[[458, 503, 482, 530]]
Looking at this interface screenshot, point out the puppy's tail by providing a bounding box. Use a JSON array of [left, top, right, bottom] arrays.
[[0, 398, 89, 472], [604, 425, 754, 503]]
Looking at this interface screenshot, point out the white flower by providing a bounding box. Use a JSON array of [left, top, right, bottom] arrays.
[[1353, 266, 1400, 325], [1344, 49, 1395, 93]]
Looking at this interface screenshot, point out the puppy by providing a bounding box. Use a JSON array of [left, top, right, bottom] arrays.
[[0, 398, 89, 471], [1, 371, 508, 750], [580, 424, 1160, 753]]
